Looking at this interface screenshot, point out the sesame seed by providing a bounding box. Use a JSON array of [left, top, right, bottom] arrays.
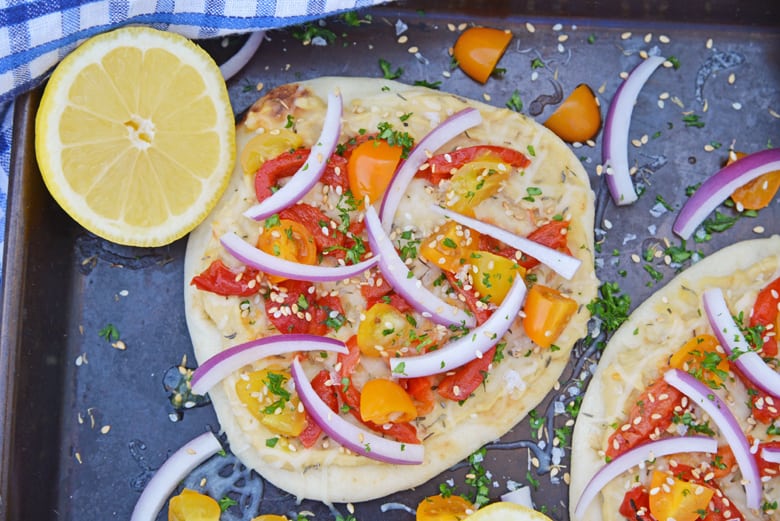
[[408, 46, 419, 53], [728, 73, 736, 85], [526, 22, 536, 33], [732, 101, 742, 110], [621, 31, 632, 40], [644, 33, 653, 43], [447, 23, 456, 32], [619, 71, 629, 80], [558, 34, 569, 42], [659, 35, 670, 43], [704, 144, 715, 152], [706, 37, 713, 49], [552, 23, 563, 31], [397, 35, 408, 44], [631, 254, 641, 263], [753, 226, 765, 234], [100, 425, 111, 434]]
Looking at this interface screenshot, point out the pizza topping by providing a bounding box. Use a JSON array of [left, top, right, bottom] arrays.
[[420, 220, 481, 273], [389, 275, 526, 378], [244, 90, 343, 221], [167, 488, 221, 521], [416, 145, 530, 186], [264, 280, 346, 335], [522, 284, 578, 349], [603, 55, 667, 206], [220, 230, 379, 282], [240, 128, 303, 175], [437, 346, 496, 401], [415, 493, 474, 520], [763, 443, 780, 464], [445, 159, 512, 216], [290, 358, 424, 465], [673, 148, 780, 239], [543, 84, 602, 144], [379, 107, 483, 230], [618, 485, 652, 521], [298, 369, 338, 448], [430, 206, 581, 280], [190, 334, 347, 395], [347, 139, 404, 204], [255, 218, 317, 284], [573, 436, 718, 519], [452, 26, 512, 84], [748, 276, 780, 357], [663, 369, 762, 510], [235, 368, 307, 437], [647, 470, 715, 521], [359, 378, 418, 424], [468, 251, 526, 306], [191, 259, 262, 297], [702, 287, 780, 397], [668, 334, 729, 389], [728, 151, 780, 210], [365, 205, 476, 327], [357, 302, 414, 357]]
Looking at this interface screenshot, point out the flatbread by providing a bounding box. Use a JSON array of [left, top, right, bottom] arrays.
[[184, 77, 597, 503], [570, 236, 780, 520]]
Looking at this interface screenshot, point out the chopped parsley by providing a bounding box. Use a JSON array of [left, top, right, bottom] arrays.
[[703, 210, 739, 234], [398, 230, 420, 261], [506, 90, 523, 112], [291, 23, 337, 45], [530, 57, 545, 69], [284, 114, 295, 129], [672, 412, 715, 435], [377, 121, 415, 157], [465, 448, 491, 507], [643, 264, 664, 284], [262, 372, 292, 414], [526, 470, 540, 490], [218, 496, 238, 512], [685, 182, 701, 197], [378, 58, 403, 80], [587, 282, 631, 336], [98, 323, 120, 343], [667, 55, 681, 69], [522, 186, 543, 202], [655, 194, 673, 211], [341, 11, 371, 26], [682, 113, 705, 128], [664, 240, 696, 264], [413, 79, 442, 90]]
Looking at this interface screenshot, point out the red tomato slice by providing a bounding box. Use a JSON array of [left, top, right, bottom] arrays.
[[619, 486, 653, 521], [478, 220, 571, 271], [437, 346, 495, 401], [299, 369, 338, 448], [416, 145, 529, 185], [403, 376, 436, 416], [360, 276, 414, 313], [605, 377, 684, 460], [749, 276, 780, 357], [279, 203, 343, 253], [190, 260, 261, 297], [264, 280, 342, 335], [254, 148, 349, 203]]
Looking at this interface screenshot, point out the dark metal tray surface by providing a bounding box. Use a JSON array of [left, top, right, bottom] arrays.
[[1, 2, 779, 520]]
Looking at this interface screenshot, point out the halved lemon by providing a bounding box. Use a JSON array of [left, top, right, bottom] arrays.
[[35, 26, 235, 247], [463, 502, 554, 521]]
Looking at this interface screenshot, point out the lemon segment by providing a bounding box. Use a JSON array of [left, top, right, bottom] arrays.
[[36, 26, 235, 247]]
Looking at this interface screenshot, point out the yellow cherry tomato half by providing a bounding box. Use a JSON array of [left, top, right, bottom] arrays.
[[446, 159, 511, 217], [648, 470, 715, 521], [522, 284, 578, 348], [543, 83, 602, 143], [251, 516, 289, 521], [416, 494, 475, 521], [357, 302, 412, 357], [669, 334, 729, 387], [728, 150, 780, 210], [234, 368, 307, 437], [360, 378, 418, 424], [240, 128, 303, 174], [347, 139, 404, 204], [453, 27, 512, 84], [468, 250, 526, 305], [168, 489, 220, 521], [256, 218, 317, 283], [420, 220, 481, 273]]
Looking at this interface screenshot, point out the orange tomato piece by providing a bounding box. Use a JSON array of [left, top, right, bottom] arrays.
[[648, 470, 714, 521], [168, 489, 220, 521], [453, 27, 512, 83], [522, 284, 577, 348], [543, 83, 601, 143], [360, 378, 418, 424], [420, 220, 481, 273], [468, 250, 526, 305], [416, 494, 474, 521], [668, 334, 729, 388], [256, 218, 317, 283], [729, 151, 780, 210], [347, 139, 403, 204], [356, 302, 412, 357]]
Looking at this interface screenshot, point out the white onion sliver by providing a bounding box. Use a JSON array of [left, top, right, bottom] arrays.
[[379, 108, 483, 231], [389, 275, 526, 378], [762, 446, 780, 464], [220, 31, 265, 81], [130, 431, 222, 521], [191, 334, 347, 395], [220, 231, 379, 282], [573, 436, 717, 519], [290, 358, 424, 465], [364, 206, 475, 327], [430, 205, 581, 280], [663, 368, 762, 510], [703, 287, 780, 397], [244, 90, 343, 221], [673, 149, 780, 239], [602, 55, 666, 206]]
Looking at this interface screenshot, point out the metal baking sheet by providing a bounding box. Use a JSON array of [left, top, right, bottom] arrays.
[[1, 2, 779, 520]]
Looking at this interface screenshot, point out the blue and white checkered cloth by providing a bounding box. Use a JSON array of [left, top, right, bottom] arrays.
[[0, 0, 389, 287]]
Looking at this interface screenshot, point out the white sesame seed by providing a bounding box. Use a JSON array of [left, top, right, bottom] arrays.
[[621, 31, 632, 40]]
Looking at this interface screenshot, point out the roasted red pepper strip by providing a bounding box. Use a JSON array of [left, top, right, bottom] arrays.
[[360, 274, 414, 313], [417, 145, 530, 185], [437, 346, 495, 401], [756, 440, 780, 479], [732, 366, 780, 424], [190, 260, 261, 297], [605, 378, 684, 460], [479, 220, 571, 271], [254, 148, 349, 204], [444, 271, 491, 325], [336, 337, 421, 444], [619, 486, 655, 521], [749, 276, 780, 357], [264, 280, 344, 335], [299, 369, 338, 448], [403, 376, 436, 416], [279, 203, 342, 253]]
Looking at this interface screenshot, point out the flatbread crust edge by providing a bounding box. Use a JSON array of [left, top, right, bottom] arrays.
[[184, 77, 597, 503], [569, 235, 780, 520]]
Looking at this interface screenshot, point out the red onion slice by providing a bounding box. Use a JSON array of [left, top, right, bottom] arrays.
[[290, 358, 424, 465], [220, 31, 265, 81], [389, 274, 526, 378], [663, 368, 762, 510], [379, 108, 483, 231], [762, 446, 780, 464], [220, 231, 379, 282], [191, 334, 348, 395], [572, 436, 717, 519], [244, 90, 343, 221], [364, 206, 475, 328], [703, 287, 780, 398], [130, 431, 222, 521], [673, 149, 780, 239], [602, 55, 666, 206], [429, 205, 581, 280]]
